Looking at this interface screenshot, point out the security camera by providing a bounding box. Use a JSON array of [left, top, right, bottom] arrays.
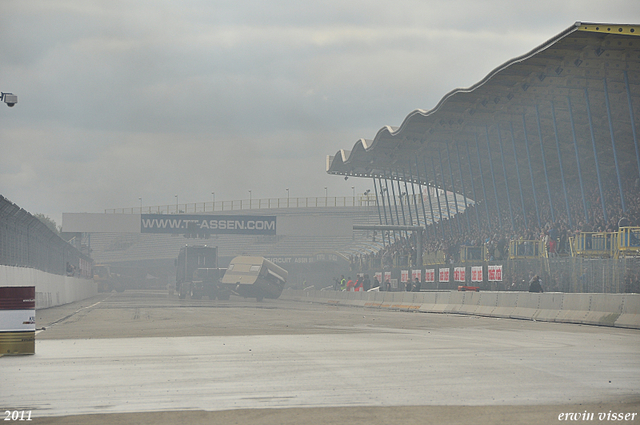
[[1, 92, 17, 107]]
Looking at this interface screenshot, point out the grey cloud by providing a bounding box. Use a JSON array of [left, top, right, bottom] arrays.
[[1, 0, 639, 223]]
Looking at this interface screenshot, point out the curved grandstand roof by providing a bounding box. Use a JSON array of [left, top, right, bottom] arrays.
[[327, 22, 640, 228]]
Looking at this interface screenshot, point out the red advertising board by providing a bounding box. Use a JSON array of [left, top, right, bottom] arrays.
[[454, 267, 466, 282], [412, 269, 422, 282], [439, 268, 450, 282], [401, 270, 409, 283], [471, 266, 483, 282], [425, 269, 435, 283], [488, 265, 503, 281]]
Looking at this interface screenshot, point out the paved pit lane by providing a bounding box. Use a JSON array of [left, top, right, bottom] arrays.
[[2, 290, 639, 424]]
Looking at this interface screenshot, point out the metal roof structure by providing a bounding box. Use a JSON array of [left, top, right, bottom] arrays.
[[327, 22, 640, 233]]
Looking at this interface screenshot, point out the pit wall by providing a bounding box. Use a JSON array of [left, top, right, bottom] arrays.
[[280, 289, 640, 330], [0, 265, 97, 309]]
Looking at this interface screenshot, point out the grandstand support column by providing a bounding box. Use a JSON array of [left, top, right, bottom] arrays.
[[522, 113, 542, 229], [484, 125, 503, 229], [421, 156, 439, 239], [437, 150, 455, 234], [535, 104, 555, 223], [567, 95, 590, 223], [496, 124, 515, 231], [445, 143, 461, 222], [415, 157, 432, 239], [454, 142, 472, 233], [372, 177, 386, 247], [378, 177, 391, 245], [430, 156, 447, 239], [401, 168, 415, 227], [551, 101, 573, 228], [383, 177, 395, 225], [624, 71, 640, 184], [509, 122, 528, 229], [416, 226, 423, 267], [408, 167, 424, 231], [474, 133, 492, 232], [389, 170, 407, 236], [604, 77, 627, 214], [394, 171, 408, 232], [484, 124, 502, 229], [383, 177, 396, 243], [373, 177, 383, 224], [389, 172, 402, 229], [445, 142, 462, 232], [465, 141, 482, 230], [585, 87, 608, 223]]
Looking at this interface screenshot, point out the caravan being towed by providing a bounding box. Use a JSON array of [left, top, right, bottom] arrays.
[[221, 256, 288, 301]]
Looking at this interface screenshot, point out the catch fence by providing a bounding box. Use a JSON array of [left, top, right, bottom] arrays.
[[0, 196, 91, 277]]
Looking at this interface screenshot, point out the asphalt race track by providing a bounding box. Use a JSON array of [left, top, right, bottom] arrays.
[[2, 290, 639, 425]]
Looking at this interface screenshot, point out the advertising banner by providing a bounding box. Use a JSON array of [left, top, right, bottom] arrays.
[[401, 270, 409, 283], [488, 265, 503, 281], [454, 267, 466, 282], [439, 268, 450, 283], [412, 269, 422, 282], [425, 269, 435, 283], [471, 266, 483, 282], [141, 214, 276, 235]]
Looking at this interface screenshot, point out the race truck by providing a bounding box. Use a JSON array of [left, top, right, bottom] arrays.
[[93, 264, 125, 293], [175, 245, 229, 300], [220, 256, 288, 301]]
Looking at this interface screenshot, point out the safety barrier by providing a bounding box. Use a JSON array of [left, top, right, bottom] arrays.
[[0, 286, 35, 356], [572, 232, 617, 257], [0, 265, 97, 309], [281, 289, 640, 329], [618, 227, 640, 256], [509, 240, 544, 259]]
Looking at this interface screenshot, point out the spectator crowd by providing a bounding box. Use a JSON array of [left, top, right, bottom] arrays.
[[351, 172, 640, 271]]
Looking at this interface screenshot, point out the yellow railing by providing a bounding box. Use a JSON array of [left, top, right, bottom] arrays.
[[460, 245, 485, 262], [573, 232, 617, 258], [508, 240, 545, 259], [422, 250, 446, 265], [617, 227, 640, 257]]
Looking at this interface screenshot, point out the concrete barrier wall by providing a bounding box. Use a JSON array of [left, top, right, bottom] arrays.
[[283, 289, 640, 330], [0, 265, 97, 309]]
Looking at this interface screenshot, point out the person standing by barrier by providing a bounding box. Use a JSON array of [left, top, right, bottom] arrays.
[[346, 277, 354, 292], [383, 278, 390, 292], [355, 277, 363, 292], [405, 280, 412, 292], [413, 277, 421, 292], [529, 275, 543, 293], [340, 276, 346, 291], [363, 274, 371, 292]]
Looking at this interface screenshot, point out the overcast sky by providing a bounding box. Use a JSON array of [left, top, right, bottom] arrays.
[[1, 1, 639, 225]]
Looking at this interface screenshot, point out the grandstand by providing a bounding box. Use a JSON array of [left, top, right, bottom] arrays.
[[324, 22, 640, 293], [328, 22, 640, 238], [327, 22, 640, 254]]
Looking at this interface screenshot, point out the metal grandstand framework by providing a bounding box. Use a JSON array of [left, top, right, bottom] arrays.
[[327, 22, 640, 236]]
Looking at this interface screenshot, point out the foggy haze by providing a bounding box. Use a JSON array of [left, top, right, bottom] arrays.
[[1, 0, 639, 224]]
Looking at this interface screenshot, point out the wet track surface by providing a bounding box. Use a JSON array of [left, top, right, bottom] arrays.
[[2, 290, 640, 424]]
